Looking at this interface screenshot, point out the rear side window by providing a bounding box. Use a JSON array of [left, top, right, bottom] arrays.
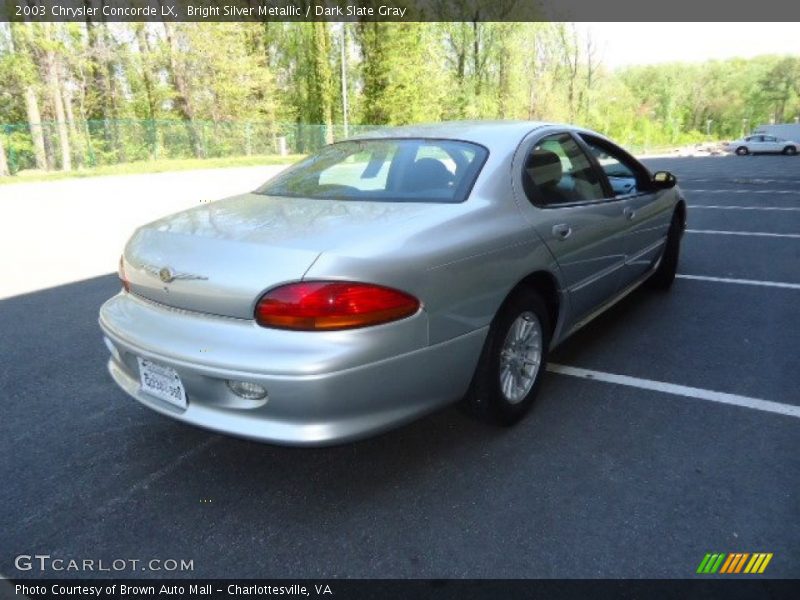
[[522, 133, 604, 206], [318, 146, 395, 191], [257, 139, 488, 203]]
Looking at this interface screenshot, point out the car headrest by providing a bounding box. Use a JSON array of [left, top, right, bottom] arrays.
[[412, 158, 453, 190], [526, 150, 563, 188]]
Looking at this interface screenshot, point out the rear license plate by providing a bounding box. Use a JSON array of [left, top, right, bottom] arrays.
[[137, 357, 187, 409]]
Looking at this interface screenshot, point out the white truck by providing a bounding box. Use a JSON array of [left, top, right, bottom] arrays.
[[753, 123, 800, 141]]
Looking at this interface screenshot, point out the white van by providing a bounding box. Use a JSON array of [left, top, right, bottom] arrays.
[[754, 123, 800, 142]]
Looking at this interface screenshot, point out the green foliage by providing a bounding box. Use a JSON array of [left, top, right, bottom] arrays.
[[0, 120, 352, 174], [1, 21, 799, 177], [358, 23, 446, 125], [0, 154, 304, 185]]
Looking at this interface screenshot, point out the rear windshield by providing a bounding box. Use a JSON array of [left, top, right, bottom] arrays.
[[256, 138, 488, 203]]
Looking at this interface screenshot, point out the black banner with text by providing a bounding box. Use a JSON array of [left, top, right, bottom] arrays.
[[6, 579, 800, 600], [3, 0, 800, 22]]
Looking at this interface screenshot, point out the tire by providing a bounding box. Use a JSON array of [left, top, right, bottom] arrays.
[[735, 146, 749, 156], [646, 211, 682, 291], [783, 145, 797, 156], [461, 288, 551, 426]]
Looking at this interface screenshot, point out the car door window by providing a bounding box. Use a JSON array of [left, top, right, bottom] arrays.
[[578, 135, 651, 198], [763, 135, 780, 150], [522, 133, 605, 206]]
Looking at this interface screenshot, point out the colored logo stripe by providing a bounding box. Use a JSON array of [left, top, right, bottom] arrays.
[[720, 553, 749, 573], [696, 553, 725, 573], [698, 552, 773, 574], [745, 553, 773, 574]]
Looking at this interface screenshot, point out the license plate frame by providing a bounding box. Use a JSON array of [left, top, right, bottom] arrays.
[[137, 357, 187, 410]]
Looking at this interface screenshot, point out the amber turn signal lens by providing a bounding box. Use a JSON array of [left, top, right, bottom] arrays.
[[118, 255, 130, 292]]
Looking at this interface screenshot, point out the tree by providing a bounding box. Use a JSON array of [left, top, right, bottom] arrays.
[[3, 21, 799, 176], [84, 19, 127, 160], [441, 22, 504, 117], [58, 24, 85, 168], [42, 23, 71, 171], [580, 32, 600, 122], [8, 23, 47, 170], [557, 24, 580, 122], [0, 132, 9, 176], [760, 57, 800, 123], [358, 23, 445, 125], [133, 23, 159, 122], [310, 22, 334, 143], [162, 23, 204, 157]]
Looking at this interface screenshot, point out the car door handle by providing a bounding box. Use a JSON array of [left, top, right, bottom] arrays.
[[552, 224, 572, 240], [623, 207, 636, 220]]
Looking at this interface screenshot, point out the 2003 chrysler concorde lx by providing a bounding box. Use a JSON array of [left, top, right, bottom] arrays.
[[99, 121, 686, 445]]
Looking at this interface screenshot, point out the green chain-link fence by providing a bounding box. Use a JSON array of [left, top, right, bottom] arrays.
[[1, 118, 704, 176], [1, 120, 378, 175]]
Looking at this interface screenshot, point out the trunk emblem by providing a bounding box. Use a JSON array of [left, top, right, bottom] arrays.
[[142, 265, 208, 283]]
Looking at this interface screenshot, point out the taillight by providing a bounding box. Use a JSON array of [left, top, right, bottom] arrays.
[[119, 255, 130, 292], [255, 281, 420, 331]]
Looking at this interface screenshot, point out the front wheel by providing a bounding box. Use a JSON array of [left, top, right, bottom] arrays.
[[783, 145, 797, 156], [735, 146, 749, 156], [461, 289, 551, 425], [646, 211, 682, 291]]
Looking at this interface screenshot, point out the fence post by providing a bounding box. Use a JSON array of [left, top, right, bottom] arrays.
[[148, 119, 158, 160], [83, 121, 95, 167], [245, 122, 252, 156], [7, 126, 17, 174], [296, 122, 304, 153], [0, 127, 9, 176]]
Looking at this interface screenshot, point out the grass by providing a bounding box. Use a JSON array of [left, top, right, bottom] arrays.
[[0, 154, 305, 185]]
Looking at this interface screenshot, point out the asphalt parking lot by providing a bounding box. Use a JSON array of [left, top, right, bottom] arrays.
[[1, 155, 798, 579]]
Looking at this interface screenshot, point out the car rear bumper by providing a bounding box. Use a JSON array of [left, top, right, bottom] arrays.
[[99, 292, 486, 445]]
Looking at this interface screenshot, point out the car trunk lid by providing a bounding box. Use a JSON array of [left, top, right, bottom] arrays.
[[122, 192, 444, 319]]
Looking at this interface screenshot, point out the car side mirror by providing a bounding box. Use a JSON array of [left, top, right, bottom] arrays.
[[652, 170, 677, 189]]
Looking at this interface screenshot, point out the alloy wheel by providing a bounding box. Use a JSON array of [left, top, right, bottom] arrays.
[[498, 311, 543, 404]]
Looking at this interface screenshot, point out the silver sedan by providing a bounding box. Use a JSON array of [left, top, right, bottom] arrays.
[[99, 121, 686, 445]]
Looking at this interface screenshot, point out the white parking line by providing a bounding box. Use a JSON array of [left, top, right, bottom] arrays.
[[686, 229, 800, 239], [684, 179, 795, 184], [676, 274, 800, 290], [547, 363, 800, 419], [684, 189, 800, 194], [688, 205, 800, 212]]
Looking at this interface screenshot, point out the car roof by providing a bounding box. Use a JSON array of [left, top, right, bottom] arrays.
[[348, 120, 595, 154]]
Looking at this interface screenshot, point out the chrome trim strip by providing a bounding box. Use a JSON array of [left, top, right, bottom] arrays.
[[568, 258, 626, 294], [559, 258, 662, 343], [624, 236, 666, 265]]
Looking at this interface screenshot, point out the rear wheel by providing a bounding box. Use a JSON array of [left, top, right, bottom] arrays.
[[735, 146, 749, 156], [783, 145, 797, 156], [462, 289, 551, 425], [646, 211, 682, 291]]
